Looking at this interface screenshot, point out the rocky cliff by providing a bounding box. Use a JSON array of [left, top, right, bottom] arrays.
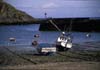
[[0, 1, 36, 24]]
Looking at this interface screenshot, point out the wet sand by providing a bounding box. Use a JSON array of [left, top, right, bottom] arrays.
[[0, 41, 100, 70], [1, 62, 100, 70]]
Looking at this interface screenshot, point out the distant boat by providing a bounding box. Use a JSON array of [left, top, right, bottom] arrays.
[[9, 37, 16, 42]]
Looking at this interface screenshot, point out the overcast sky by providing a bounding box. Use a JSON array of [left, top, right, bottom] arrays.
[[4, 0, 100, 18]]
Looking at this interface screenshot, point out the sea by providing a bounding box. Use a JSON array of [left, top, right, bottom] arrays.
[[0, 24, 100, 53]]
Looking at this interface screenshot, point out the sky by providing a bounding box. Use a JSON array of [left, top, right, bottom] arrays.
[[4, 0, 100, 18]]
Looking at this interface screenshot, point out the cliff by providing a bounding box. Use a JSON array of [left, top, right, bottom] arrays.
[[0, 1, 36, 24]]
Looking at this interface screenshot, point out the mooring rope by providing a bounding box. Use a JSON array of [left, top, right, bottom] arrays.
[[68, 19, 73, 34], [3, 46, 37, 64], [49, 20, 61, 31]]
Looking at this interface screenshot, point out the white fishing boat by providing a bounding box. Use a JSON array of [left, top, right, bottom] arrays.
[[56, 32, 73, 51], [32, 13, 73, 55], [49, 19, 73, 51]]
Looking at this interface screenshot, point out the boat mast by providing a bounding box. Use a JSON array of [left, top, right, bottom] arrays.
[[68, 18, 73, 34]]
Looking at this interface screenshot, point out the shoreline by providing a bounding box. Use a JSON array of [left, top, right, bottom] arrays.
[[0, 41, 100, 70]]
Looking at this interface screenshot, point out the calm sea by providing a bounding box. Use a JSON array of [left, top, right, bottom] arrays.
[[0, 24, 100, 47]]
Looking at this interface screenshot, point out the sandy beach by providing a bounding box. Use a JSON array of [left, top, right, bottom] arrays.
[[1, 62, 100, 70], [0, 41, 100, 70]]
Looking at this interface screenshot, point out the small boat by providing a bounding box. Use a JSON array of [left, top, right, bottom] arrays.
[[9, 37, 16, 42], [37, 43, 56, 55]]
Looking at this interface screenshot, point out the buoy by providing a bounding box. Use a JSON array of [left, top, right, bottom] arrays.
[[86, 33, 91, 38], [32, 41, 38, 46], [34, 34, 40, 38]]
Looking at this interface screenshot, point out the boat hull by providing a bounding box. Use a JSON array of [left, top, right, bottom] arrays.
[[56, 42, 69, 51]]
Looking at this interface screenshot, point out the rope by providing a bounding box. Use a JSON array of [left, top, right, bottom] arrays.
[[49, 20, 61, 31], [3, 46, 37, 64], [65, 19, 73, 34], [69, 19, 73, 32], [49, 19, 73, 33]]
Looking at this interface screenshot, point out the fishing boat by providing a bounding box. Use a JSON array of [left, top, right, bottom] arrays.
[[56, 32, 72, 51], [32, 13, 73, 55], [49, 19, 73, 51]]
